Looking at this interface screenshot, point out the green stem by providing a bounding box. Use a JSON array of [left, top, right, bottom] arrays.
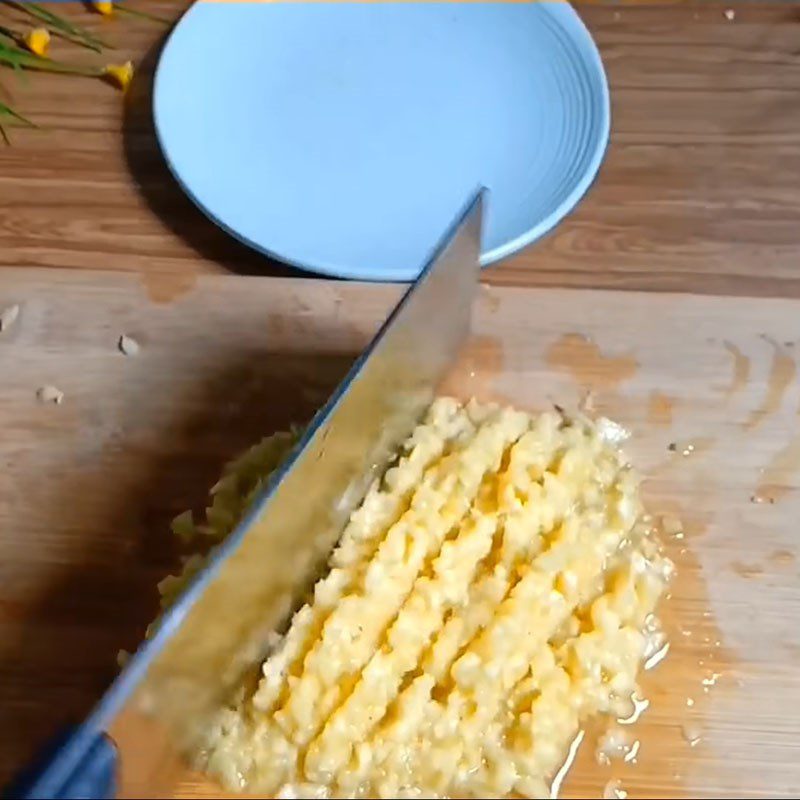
[[0, 23, 20, 43], [0, 43, 101, 76], [50, 27, 105, 54], [0, 58, 102, 76], [0, 121, 10, 145], [0, 99, 35, 127], [116, 4, 171, 24]]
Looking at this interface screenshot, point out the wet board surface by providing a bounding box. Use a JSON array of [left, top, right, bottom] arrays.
[[1, 268, 799, 798]]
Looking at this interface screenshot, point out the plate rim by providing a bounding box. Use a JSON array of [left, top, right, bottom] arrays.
[[153, 2, 610, 282]]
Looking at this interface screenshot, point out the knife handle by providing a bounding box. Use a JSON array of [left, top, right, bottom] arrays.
[[4, 725, 117, 800]]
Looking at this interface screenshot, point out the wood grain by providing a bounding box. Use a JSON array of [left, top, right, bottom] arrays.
[[2, 269, 800, 796], [2, 2, 800, 295]]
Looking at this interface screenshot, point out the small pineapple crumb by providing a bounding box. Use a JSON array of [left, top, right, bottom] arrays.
[[118, 334, 140, 356], [0, 304, 20, 332], [170, 510, 195, 542], [37, 385, 64, 405], [681, 723, 702, 747], [596, 726, 634, 765], [604, 779, 628, 800], [724, 8, 735, 21]]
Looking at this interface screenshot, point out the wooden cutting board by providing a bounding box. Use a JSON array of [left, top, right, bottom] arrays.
[[1, 268, 799, 798]]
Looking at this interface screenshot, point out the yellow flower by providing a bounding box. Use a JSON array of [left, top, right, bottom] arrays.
[[23, 27, 50, 58], [92, 0, 114, 15], [103, 60, 134, 92]]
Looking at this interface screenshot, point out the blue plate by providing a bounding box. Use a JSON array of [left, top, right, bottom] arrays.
[[154, 2, 609, 281]]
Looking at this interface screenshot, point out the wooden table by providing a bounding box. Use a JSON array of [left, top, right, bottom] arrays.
[[3, 2, 800, 795], [1, 1, 799, 296]]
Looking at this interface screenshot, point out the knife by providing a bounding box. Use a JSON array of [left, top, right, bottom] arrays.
[[7, 189, 485, 800]]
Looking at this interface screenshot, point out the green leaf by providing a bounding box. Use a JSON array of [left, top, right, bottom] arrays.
[[0, 23, 20, 44], [0, 99, 35, 127], [0, 98, 38, 144], [0, 40, 101, 75]]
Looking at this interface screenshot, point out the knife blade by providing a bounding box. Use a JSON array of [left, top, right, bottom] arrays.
[[13, 189, 484, 799]]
